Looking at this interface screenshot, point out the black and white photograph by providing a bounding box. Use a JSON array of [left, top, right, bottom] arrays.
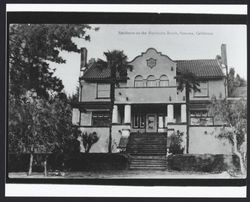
[[3, 3, 248, 198], [8, 23, 247, 180]]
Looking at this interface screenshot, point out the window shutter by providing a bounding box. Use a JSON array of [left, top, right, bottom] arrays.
[[72, 108, 80, 125]]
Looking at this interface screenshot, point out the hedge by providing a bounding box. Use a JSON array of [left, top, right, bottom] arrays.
[[63, 153, 130, 171], [167, 154, 240, 173], [8, 153, 48, 172], [8, 153, 130, 172]]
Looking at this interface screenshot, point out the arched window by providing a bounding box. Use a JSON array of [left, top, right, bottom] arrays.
[[159, 75, 169, 87], [134, 75, 144, 87], [146, 75, 157, 87]]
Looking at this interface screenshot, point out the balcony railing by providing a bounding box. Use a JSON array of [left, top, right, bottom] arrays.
[[115, 86, 185, 104]]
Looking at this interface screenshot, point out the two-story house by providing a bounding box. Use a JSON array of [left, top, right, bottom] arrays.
[[72, 44, 232, 156]]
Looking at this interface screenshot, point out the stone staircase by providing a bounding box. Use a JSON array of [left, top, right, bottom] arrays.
[[126, 133, 167, 170]]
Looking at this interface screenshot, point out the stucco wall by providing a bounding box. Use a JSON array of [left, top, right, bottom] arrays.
[[111, 125, 131, 153], [80, 80, 111, 102], [78, 127, 109, 153], [189, 126, 232, 154], [78, 125, 131, 153], [191, 79, 226, 101], [115, 87, 185, 104], [127, 48, 177, 87]]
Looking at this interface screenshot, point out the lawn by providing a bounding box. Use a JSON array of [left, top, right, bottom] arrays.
[[8, 170, 245, 179]]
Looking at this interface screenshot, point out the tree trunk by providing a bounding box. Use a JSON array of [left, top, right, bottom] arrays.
[[186, 88, 190, 154], [108, 105, 114, 153], [44, 157, 48, 176], [28, 151, 34, 176], [232, 134, 246, 175], [86, 145, 91, 153], [108, 62, 115, 153]]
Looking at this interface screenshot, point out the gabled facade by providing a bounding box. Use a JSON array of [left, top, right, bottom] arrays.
[[72, 45, 233, 154]]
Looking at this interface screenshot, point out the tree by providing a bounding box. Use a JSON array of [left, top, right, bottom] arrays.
[[176, 70, 200, 153], [209, 97, 247, 175], [81, 132, 99, 153], [69, 86, 80, 103], [8, 24, 98, 175], [9, 24, 97, 99], [96, 50, 132, 153], [8, 92, 74, 176], [228, 67, 247, 97]]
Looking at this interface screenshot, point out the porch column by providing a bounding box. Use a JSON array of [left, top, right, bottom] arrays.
[[181, 104, 187, 123], [167, 104, 174, 123], [112, 105, 118, 123], [124, 104, 131, 124]]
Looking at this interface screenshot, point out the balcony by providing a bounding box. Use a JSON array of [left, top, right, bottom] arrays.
[[115, 86, 185, 104]]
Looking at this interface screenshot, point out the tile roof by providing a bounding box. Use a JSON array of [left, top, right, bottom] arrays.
[[82, 59, 225, 80], [175, 59, 225, 79], [82, 62, 111, 80]]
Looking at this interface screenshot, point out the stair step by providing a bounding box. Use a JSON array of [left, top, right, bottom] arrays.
[[130, 166, 166, 170], [131, 134, 166, 137], [130, 163, 166, 166], [130, 162, 166, 166], [128, 144, 166, 145], [131, 138, 166, 140], [131, 159, 166, 162], [131, 155, 166, 159], [128, 148, 166, 149], [131, 162, 166, 164], [130, 164, 166, 166], [127, 146, 166, 148], [128, 149, 166, 151], [128, 150, 166, 152], [131, 160, 165, 162], [128, 142, 166, 144], [129, 153, 166, 156], [127, 133, 168, 170], [129, 151, 166, 153], [127, 147, 166, 149], [131, 160, 166, 163], [131, 163, 165, 165]]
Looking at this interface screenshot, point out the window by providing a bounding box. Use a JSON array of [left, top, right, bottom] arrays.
[[133, 113, 145, 128], [190, 110, 213, 126], [134, 75, 144, 87], [159, 75, 169, 87], [97, 83, 110, 98], [92, 111, 110, 126], [146, 75, 157, 87], [194, 82, 208, 97]]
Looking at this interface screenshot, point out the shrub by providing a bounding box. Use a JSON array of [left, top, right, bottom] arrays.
[[8, 153, 48, 172], [167, 154, 240, 173], [81, 131, 99, 153], [63, 153, 130, 171], [169, 130, 184, 154]]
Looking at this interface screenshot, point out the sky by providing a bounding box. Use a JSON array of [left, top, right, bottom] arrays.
[[51, 24, 247, 96]]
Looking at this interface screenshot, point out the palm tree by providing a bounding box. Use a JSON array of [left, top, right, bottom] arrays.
[[96, 50, 132, 153], [176, 70, 200, 153]]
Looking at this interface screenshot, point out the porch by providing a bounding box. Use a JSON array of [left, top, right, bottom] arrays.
[[112, 104, 188, 158], [112, 103, 187, 133]]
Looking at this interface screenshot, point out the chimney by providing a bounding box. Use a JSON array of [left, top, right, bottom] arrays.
[[221, 44, 227, 66], [80, 47, 87, 71], [220, 44, 229, 98]]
